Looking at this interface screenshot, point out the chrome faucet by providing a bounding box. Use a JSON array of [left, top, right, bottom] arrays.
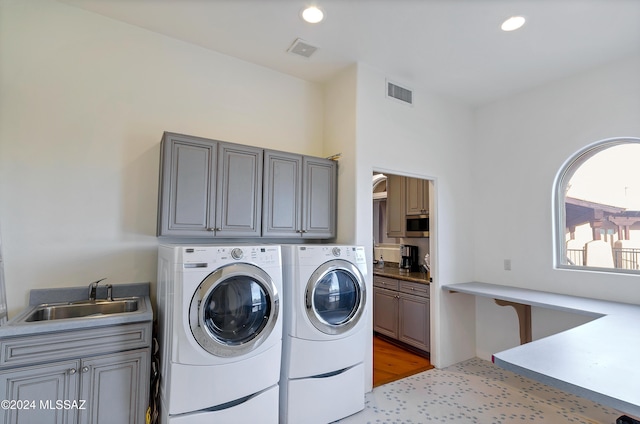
[[88, 278, 107, 301]]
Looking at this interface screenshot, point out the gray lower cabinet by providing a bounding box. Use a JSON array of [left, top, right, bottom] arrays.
[[157, 132, 262, 237], [262, 150, 336, 238], [373, 276, 430, 353], [0, 322, 151, 424], [0, 360, 79, 424]]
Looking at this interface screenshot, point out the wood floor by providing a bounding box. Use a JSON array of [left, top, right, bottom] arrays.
[[373, 335, 434, 387]]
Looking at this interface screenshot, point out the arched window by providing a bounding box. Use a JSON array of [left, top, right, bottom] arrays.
[[554, 137, 640, 274]]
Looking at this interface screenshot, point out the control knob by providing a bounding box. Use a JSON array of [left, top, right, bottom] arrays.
[[332, 247, 341, 257], [231, 248, 243, 260]]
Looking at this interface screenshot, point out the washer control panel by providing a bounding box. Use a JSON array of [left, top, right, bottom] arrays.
[[176, 245, 280, 267], [231, 248, 244, 260]]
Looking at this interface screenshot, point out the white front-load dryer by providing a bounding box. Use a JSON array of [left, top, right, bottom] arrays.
[[157, 244, 282, 424], [280, 245, 368, 424]]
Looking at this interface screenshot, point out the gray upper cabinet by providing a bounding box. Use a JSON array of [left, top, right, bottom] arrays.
[[262, 151, 300, 237], [263, 150, 336, 238], [216, 142, 262, 237], [157, 132, 262, 237], [302, 156, 336, 238]]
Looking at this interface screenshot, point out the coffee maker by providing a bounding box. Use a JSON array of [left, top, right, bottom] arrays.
[[399, 244, 419, 272]]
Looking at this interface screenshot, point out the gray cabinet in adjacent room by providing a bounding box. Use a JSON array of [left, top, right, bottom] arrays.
[[398, 280, 430, 352], [157, 132, 262, 237], [262, 150, 336, 238], [405, 177, 429, 215], [386, 174, 405, 238], [373, 277, 400, 339], [373, 276, 430, 353]]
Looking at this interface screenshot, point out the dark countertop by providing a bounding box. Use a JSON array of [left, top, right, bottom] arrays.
[[373, 264, 431, 284]]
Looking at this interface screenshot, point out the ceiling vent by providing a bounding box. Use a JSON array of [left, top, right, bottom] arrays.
[[386, 79, 413, 105], [287, 38, 318, 58]]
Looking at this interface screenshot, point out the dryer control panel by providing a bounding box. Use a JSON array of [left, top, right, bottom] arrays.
[[298, 245, 366, 265]]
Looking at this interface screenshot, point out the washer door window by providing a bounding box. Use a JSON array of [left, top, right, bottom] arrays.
[[305, 260, 366, 335], [189, 263, 279, 357]]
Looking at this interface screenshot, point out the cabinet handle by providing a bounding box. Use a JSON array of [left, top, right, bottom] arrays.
[[68, 368, 77, 375], [81, 366, 90, 373], [206, 228, 215, 232]]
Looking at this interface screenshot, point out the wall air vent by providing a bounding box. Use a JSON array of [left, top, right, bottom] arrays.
[[287, 38, 318, 58], [386, 80, 413, 105]]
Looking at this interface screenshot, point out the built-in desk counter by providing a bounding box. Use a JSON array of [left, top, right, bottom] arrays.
[[443, 282, 640, 418]]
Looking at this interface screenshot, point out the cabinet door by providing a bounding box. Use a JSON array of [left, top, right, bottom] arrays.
[[262, 151, 302, 237], [386, 174, 405, 237], [373, 287, 398, 338], [0, 360, 80, 424], [157, 133, 217, 237], [79, 349, 150, 424], [405, 178, 429, 215], [398, 293, 430, 352], [302, 157, 336, 238], [215, 143, 263, 237]]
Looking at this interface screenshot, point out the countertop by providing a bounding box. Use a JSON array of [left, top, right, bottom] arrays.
[[442, 281, 640, 417], [0, 282, 153, 337], [372, 263, 431, 284]]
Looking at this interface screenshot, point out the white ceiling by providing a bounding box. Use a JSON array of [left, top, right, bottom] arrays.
[[60, 0, 640, 106]]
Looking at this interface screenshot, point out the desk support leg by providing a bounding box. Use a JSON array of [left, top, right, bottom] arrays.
[[494, 299, 532, 345]]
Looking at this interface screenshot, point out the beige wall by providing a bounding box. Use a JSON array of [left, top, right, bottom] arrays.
[[0, 0, 324, 315]]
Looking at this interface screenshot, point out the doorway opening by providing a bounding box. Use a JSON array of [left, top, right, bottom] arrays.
[[372, 170, 434, 385]]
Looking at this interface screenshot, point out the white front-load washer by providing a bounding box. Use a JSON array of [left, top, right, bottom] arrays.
[[280, 245, 368, 424], [157, 244, 282, 424]]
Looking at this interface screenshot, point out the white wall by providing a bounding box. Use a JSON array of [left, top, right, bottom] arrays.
[[472, 55, 640, 359], [4, 0, 637, 387], [354, 63, 478, 371], [0, 0, 324, 316]]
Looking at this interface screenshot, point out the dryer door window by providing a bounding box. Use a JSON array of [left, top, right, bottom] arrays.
[[189, 263, 280, 357], [305, 260, 366, 335]]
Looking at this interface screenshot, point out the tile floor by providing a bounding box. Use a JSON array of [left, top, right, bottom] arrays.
[[337, 358, 622, 424]]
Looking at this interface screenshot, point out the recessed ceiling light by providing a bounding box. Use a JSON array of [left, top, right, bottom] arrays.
[[301, 6, 324, 24], [501, 16, 526, 31]]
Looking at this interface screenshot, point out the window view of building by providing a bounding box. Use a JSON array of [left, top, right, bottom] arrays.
[[557, 140, 640, 272]]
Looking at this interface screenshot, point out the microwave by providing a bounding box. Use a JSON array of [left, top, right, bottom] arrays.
[[406, 214, 429, 237]]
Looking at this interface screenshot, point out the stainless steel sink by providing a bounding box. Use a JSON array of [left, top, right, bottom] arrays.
[[24, 298, 140, 322]]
